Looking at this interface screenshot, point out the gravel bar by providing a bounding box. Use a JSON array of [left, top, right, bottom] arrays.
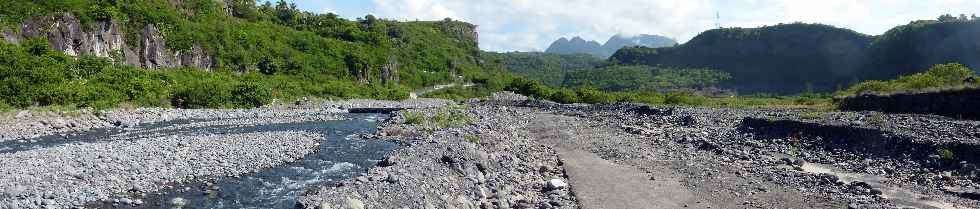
[[0, 131, 321, 209]]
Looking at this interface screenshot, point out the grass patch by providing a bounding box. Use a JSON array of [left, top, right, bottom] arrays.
[[799, 111, 827, 120], [463, 135, 480, 144], [431, 108, 475, 128], [400, 107, 476, 128], [866, 112, 888, 125]]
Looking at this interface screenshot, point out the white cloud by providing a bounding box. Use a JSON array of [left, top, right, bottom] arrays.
[[366, 0, 980, 52]]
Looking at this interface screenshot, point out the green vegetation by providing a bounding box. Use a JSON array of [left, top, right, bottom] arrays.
[[431, 108, 475, 128], [611, 16, 980, 95], [0, 39, 412, 109], [401, 111, 425, 125], [799, 111, 827, 120], [865, 16, 980, 81], [866, 112, 888, 125], [563, 65, 731, 92], [0, 0, 500, 109], [611, 23, 872, 94], [504, 77, 832, 108], [399, 107, 475, 128], [463, 135, 480, 144], [481, 52, 603, 87], [937, 148, 956, 161], [838, 63, 975, 96]]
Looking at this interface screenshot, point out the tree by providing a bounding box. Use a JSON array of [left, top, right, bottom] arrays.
[[938, 14, 957, 22], [257, 57, 280, 75], [959, 14, 969, 21], [274, 0, 299, 25], [226, 0, 258, 19], [972, 14, 978, 20]]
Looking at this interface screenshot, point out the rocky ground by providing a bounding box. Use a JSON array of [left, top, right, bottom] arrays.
[[0, 132, 320, 209], [0, 99, 451, 143], [0, 99, 453, 209], [3, 94, 979, 209], [298, 94, 577, 209], [299, 92, 980, 209]]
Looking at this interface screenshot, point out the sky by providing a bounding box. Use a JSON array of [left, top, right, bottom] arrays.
[[278, 0, 980, 52]]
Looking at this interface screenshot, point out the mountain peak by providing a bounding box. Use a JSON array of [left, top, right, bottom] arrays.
[[545, 34, 677, 58]]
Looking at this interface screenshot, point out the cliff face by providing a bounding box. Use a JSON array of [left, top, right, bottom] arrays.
[[2, 13, 213, 70]]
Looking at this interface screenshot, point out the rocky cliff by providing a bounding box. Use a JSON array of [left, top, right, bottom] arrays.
[[2, 13, 213, 70]]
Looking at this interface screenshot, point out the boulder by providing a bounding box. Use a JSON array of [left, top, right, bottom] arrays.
[[545, 179, 568, 191]]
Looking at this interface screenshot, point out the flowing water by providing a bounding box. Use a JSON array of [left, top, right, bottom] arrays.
[[58, 113, 399, 209]]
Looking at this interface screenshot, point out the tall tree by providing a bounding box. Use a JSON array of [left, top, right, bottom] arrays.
[[226, 0, 258, 19], [938, 14, 957, 22]]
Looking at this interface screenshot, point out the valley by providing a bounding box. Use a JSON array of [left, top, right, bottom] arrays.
[[2, 1, 980, 209]]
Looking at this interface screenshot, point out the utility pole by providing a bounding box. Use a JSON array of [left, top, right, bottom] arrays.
[[715, 11, 722, 28]]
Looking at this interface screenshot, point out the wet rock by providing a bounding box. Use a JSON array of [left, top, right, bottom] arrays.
[[169, 197, 187, 208], [377, 155, 398, 167], [385, 174, 400, 183], [545, 179, 567, 191]]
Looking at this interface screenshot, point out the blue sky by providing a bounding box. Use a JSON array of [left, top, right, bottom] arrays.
[[273, 0, 980, 52]]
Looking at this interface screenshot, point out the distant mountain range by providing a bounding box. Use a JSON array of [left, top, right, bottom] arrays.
[[545, 34, 677, 58]]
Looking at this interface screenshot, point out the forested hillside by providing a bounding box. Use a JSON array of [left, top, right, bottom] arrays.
[[611, 23, 873, 94], [864, 16, 980, 80], [562, 65, 730, 92], [0, 0, 501, 108], [481, 52, 603, 86], [612, 16, 980, 95]]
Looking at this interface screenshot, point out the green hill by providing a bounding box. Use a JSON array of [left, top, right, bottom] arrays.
[[864, 17, 980, 80], [481, 52, 604, 87], [612, 16, 980, 95], [0, 0, 498, 108], [611, 23, 873, 94]]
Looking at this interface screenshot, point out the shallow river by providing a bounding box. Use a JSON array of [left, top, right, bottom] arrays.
[[47, 114, 400, 209]]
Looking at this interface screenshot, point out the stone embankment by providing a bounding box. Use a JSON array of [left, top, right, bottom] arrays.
[[837, 88, 980, 119]]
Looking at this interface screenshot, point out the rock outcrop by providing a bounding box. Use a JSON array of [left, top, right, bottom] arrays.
[[379, 55, 399, 83], [4, 13, 213, 70]]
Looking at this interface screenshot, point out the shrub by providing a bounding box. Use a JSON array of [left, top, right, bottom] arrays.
[[231, 81, 272, 108], [402, 111, 424, 124], [548, 89, 579, 104], [576, 87, 614, 104], [88, 4, 118, 21], [463, 135, 480, 144], [937, 148, 955, 161], [840, 63, 975, 96], [432, 109, 474, 128]]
